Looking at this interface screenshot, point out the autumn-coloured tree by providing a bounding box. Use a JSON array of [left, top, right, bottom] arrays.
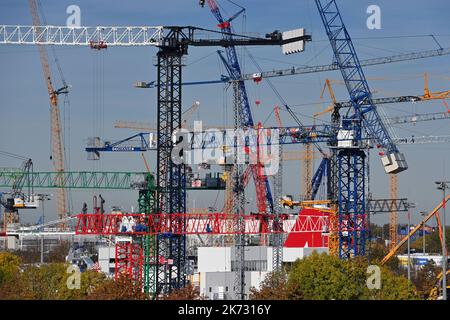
[[47, 241, 72, 263], [57, 269, 108, 300], [160, 283, 206, 300], [87, 276, 148, 300], [411, 260, 440, 299], [249, 271, 293, 300]]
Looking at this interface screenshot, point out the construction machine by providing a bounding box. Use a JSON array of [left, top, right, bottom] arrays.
[[0, 158, 39, 230]]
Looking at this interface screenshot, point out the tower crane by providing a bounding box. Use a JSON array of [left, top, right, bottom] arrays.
[[0, 21, 311, 298], [423, 72, 450, 112], [139, 47, 450, 88], [272, 106, 284, 272], [28, 0, 68, 221], [315, 0, 408, 259], [205, 1, 275, 230], [381, 195, 450, 266], [114, 101, 201, 131], [315, 73, 450, 250], [0, 156, 37, 231]]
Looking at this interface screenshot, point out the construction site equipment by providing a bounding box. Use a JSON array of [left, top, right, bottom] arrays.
[[3, 2, 447, 298], [5, 15, 311, 294], [0, 158, 37, 227], [390, 174, 398, 249], [429, 270, 450, 300], [28, 0, 68, 221], [0, 170, 225, 191], [422, 72, 450, 112], [315, 0, 407, 260], [272, 106, 284, 273], [114, 101, 200, 133], [98, 23, 305, 297], [75, 212, 328, 236], [381, 195, 450, 265], [137, 48, 450, 87], [395, 135, 450, 144], [0, 170, 146, 190], [86, 133, 157, 160], [389, 112, 450, 125], [331, 72, 450, 112]]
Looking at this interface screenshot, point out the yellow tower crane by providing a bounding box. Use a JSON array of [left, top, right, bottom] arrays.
[[28, 0, 68, 221], [422, 72, 450, 112], [114, 101, 202, 131]]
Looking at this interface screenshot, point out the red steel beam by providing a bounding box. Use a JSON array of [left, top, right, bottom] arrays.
[[75, 212, 329, 236]]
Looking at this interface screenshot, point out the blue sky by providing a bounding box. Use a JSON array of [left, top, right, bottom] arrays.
[[0, 0, 449, 228]]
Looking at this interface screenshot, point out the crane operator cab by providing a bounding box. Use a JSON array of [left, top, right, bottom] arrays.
[[13, 193, 39, 209]]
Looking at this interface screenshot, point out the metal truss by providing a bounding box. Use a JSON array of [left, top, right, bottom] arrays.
[[395, 135, 450, 145], [315, 0, 398, 154], [115, 241, 143, 293], [231, 80, 247, 300], [155, 43, 186, 295], [0, 25, 163, 46], [337, 149, 366, 259], [0, 170, 148, 190], [137, 173, 157, 297], [75, 212, 329, 235], [238, 47, 450, 82], [367, 198, 409, 214]]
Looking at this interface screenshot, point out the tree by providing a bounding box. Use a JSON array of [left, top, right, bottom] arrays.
[[57, 269, 108, 300], [0, 262, 68, 299], [14, 248, 41, 264], [288, 252, 362, 299], [160, 283, 206, 300], [411, 261, 440, 299], [410, 227, 450, 254], [366, 266, 418, 300], [86, 276, 148, 300], [286, 252, 418, 300], [47, 241, 71, 263], [249, 270, 293, 300], [0, 251, 21, 285]]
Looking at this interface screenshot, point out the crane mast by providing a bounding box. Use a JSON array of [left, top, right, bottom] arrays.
[[315, 0, 407, 259], [28, 0, 67, 221]]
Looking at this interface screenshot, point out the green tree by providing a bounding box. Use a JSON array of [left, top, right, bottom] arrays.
[[410, 227, 450, 254], [365, 266, 417, 300], [288, 252, 362, 299], [57, 269, 108, 300], [286, 252, 418, 300], [0, 251, 21, 285], [19, 263, 68, 299]]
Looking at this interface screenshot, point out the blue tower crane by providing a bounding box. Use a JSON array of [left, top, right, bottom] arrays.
[[315, 0, 408, 259]]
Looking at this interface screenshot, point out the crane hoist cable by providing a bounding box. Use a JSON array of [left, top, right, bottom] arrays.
[[244, 47, 328, 158]]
